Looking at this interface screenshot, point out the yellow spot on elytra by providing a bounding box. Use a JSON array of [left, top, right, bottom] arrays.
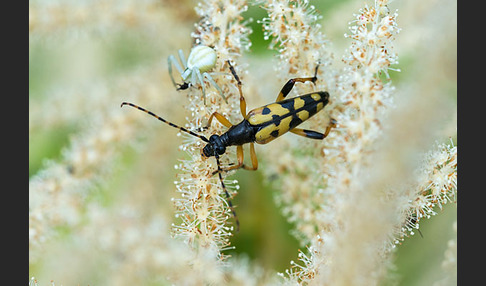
[[293, 97, 305, 110], [278, 117, 292, 136], [311, 93, 321, 101], [247, 103, 289, 125], [255, 124, 278, 144], [297, 110, 310, 121]]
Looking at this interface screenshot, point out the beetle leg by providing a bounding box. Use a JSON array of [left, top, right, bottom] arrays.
[[196, 111, 232, 132], [276, 64, 321, 102], [227, 60, 248, 119], [290, 118, 337, 140], [290, 128, 326, 140], [223, 145, 245, 172], [325, 118, 338, 137], [244, 143, 258, 171], [205, 112, 233, 129], [230, 144, 258, 171], [215, 144, 258, 174]]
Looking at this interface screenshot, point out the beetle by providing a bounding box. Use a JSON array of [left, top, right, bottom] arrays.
[[121, 60, 336, 230], [168, 45, 226, 104]]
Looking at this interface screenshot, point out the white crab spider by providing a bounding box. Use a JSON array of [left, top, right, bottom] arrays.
[[168, 45, 226, 104]]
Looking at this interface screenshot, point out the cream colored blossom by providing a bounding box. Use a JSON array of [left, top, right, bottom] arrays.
[[170, 0, 252, 259], [29, 0, 456, 284]]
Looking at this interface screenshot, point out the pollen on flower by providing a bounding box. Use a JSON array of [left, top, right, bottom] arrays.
[[392, 141, 457, 242], [169, 0, 251, 259]]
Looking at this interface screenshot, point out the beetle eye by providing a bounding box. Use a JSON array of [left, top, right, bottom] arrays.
[[216, 146, 226, 155]]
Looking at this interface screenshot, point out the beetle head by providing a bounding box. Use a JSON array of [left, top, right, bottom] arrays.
[[201, 134, 226, 157]]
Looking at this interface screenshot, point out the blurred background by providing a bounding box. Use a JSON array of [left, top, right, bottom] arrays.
[[29, 0, 456, 284]]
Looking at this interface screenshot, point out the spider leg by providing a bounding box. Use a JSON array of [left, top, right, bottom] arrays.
[[203, 72, 227, 103], [168, 55, 184, 88], [195, 68, 207, 105], [178, 49, 187, 67]]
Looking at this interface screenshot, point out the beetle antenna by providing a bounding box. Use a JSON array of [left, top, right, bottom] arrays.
[[121, 102, 209, 143], [215, 155, 239, 232]]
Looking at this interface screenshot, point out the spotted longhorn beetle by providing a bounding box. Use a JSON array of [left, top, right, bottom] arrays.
[[121, 61, 336, 231]]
